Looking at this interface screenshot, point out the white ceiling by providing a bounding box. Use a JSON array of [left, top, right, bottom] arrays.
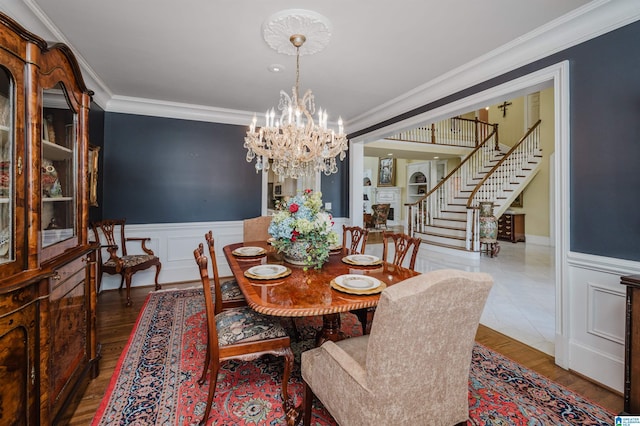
[[1, 0, 639, 160]]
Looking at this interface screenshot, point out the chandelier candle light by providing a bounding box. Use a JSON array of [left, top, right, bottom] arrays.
[[244, 10, 348, 179]]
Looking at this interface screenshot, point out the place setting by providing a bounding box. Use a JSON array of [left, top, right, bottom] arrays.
[[244, 264, 292, 280], [232, 246, 267, 258], [329, 244, 343, 254], [341, 254, 382, 267], [330, 274, 386, 295]]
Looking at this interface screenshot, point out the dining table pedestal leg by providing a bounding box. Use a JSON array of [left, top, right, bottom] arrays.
[[315, 313, 346, 346]]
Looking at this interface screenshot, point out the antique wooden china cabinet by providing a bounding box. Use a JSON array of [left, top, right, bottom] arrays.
[[0, 13, 98, 425]]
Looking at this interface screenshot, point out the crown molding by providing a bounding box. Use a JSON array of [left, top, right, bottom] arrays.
[[106, 95, 255, 124], [4, 0, 640, 127]]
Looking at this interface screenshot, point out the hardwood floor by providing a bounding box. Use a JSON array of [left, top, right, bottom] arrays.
[[68, 282, 623, 424]]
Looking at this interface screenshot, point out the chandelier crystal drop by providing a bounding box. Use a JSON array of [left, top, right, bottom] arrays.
[[244, 33, 348, 179]]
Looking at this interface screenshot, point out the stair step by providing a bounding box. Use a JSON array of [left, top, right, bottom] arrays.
[[416, 238, 472, 252], [417, 232, 467, 248], [422, 227, 466, 239]]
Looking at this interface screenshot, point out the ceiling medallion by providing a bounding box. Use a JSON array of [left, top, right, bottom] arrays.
[[262, 9, 332, 56]]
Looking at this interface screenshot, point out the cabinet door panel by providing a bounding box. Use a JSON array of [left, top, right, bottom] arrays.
[[0, 302, 37, 424], [49, 268, 86, 412], [0, 47, 26, 276]]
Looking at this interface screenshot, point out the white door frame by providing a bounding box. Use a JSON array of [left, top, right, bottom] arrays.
[[349, 61, 571, 367]]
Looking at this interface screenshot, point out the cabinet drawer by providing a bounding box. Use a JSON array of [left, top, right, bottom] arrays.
[[50, 257, 86, 298], [0, 285, 38, 317]]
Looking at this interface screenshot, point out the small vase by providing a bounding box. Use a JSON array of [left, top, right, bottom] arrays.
[[284, 239, 315, 266], [479, 202, 498, 243]]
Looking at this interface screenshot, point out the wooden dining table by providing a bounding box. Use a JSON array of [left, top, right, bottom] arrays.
[[223, 241, 420, 344]]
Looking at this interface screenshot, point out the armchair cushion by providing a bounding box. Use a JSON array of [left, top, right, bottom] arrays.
[[216, 306, 288, 346], [104, 253, 156, 269]]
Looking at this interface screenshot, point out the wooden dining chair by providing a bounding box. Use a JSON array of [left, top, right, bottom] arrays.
[[356, 232, 422, 335], [382, 231, 422, 270], [204, 231, 246, 309], [91, 218, 161, 306], [342, 225, 369, 254], [193, 247, 295, 426]]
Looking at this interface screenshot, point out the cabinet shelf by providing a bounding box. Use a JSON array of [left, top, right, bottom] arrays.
[[42, 196, 72, 202], [43, 140, 72, 161], [0, 197, 8, 204]]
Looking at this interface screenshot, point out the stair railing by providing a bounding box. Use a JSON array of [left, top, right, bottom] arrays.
[[387, 117, 496, 148], [465, 120, 542, 250], [406, 124, 498, 236]]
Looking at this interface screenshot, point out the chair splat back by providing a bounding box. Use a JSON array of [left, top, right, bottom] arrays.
[[193, 248, 220, 364], [382, 231, 422, 270], [342, 225, 369, 255]]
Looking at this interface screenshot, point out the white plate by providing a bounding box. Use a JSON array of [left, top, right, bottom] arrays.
[[247, 264, 287, 277], [345, 254, 380, 265], [335, 274, 380, 290], [233, 246, 265, 256]]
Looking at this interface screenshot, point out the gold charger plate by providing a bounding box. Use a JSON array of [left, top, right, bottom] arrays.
[[342, 254, 382, 266], [244, 264, 292, 280], [233, 246, 267, 257], [330, 274, 386, 295]]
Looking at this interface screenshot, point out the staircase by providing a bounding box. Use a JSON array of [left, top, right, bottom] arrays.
[[407, 120, 542, 255]]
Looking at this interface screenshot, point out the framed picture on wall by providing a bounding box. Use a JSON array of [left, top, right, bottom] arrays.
[[378, 157, 396, 187], [511, 192, 523, 208], [88, 145, 100, 207]]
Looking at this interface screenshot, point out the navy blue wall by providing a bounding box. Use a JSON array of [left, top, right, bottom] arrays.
[[103, 113, 263, 223]]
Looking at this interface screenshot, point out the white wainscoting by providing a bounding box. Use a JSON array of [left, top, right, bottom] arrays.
[[96, 217, 349, 292], [565, 251, 640, 392]]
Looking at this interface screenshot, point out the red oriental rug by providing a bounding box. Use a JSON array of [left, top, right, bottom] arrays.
[[92, 287, 615, 425]]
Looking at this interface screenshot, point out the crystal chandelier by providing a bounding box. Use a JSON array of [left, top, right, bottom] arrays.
[[244, 33, 348, 179]]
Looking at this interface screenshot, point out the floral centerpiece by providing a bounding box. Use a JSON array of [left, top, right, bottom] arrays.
[[268, 189, 338, 269]]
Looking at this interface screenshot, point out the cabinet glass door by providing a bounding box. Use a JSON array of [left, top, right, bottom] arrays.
[[0, 68, 13, 264], [41, 83, 77, 248]]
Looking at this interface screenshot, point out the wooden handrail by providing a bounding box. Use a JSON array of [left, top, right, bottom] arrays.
[[405, 125, 498, 208], [466, 120, 541, 209], [405, 125, 498, 235]]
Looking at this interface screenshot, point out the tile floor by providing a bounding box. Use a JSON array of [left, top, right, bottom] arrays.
[[365, 241, 556, 355]]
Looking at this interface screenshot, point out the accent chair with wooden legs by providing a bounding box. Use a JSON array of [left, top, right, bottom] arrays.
[[91, 218, 161, 306], [193, 246, 295, 426], [301, 269, 493, 426]]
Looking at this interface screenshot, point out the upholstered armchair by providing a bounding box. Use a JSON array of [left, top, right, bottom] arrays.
[[301, 269, 493, 425], [243, 216, 272, 242], [370, 203, 390, 229]]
